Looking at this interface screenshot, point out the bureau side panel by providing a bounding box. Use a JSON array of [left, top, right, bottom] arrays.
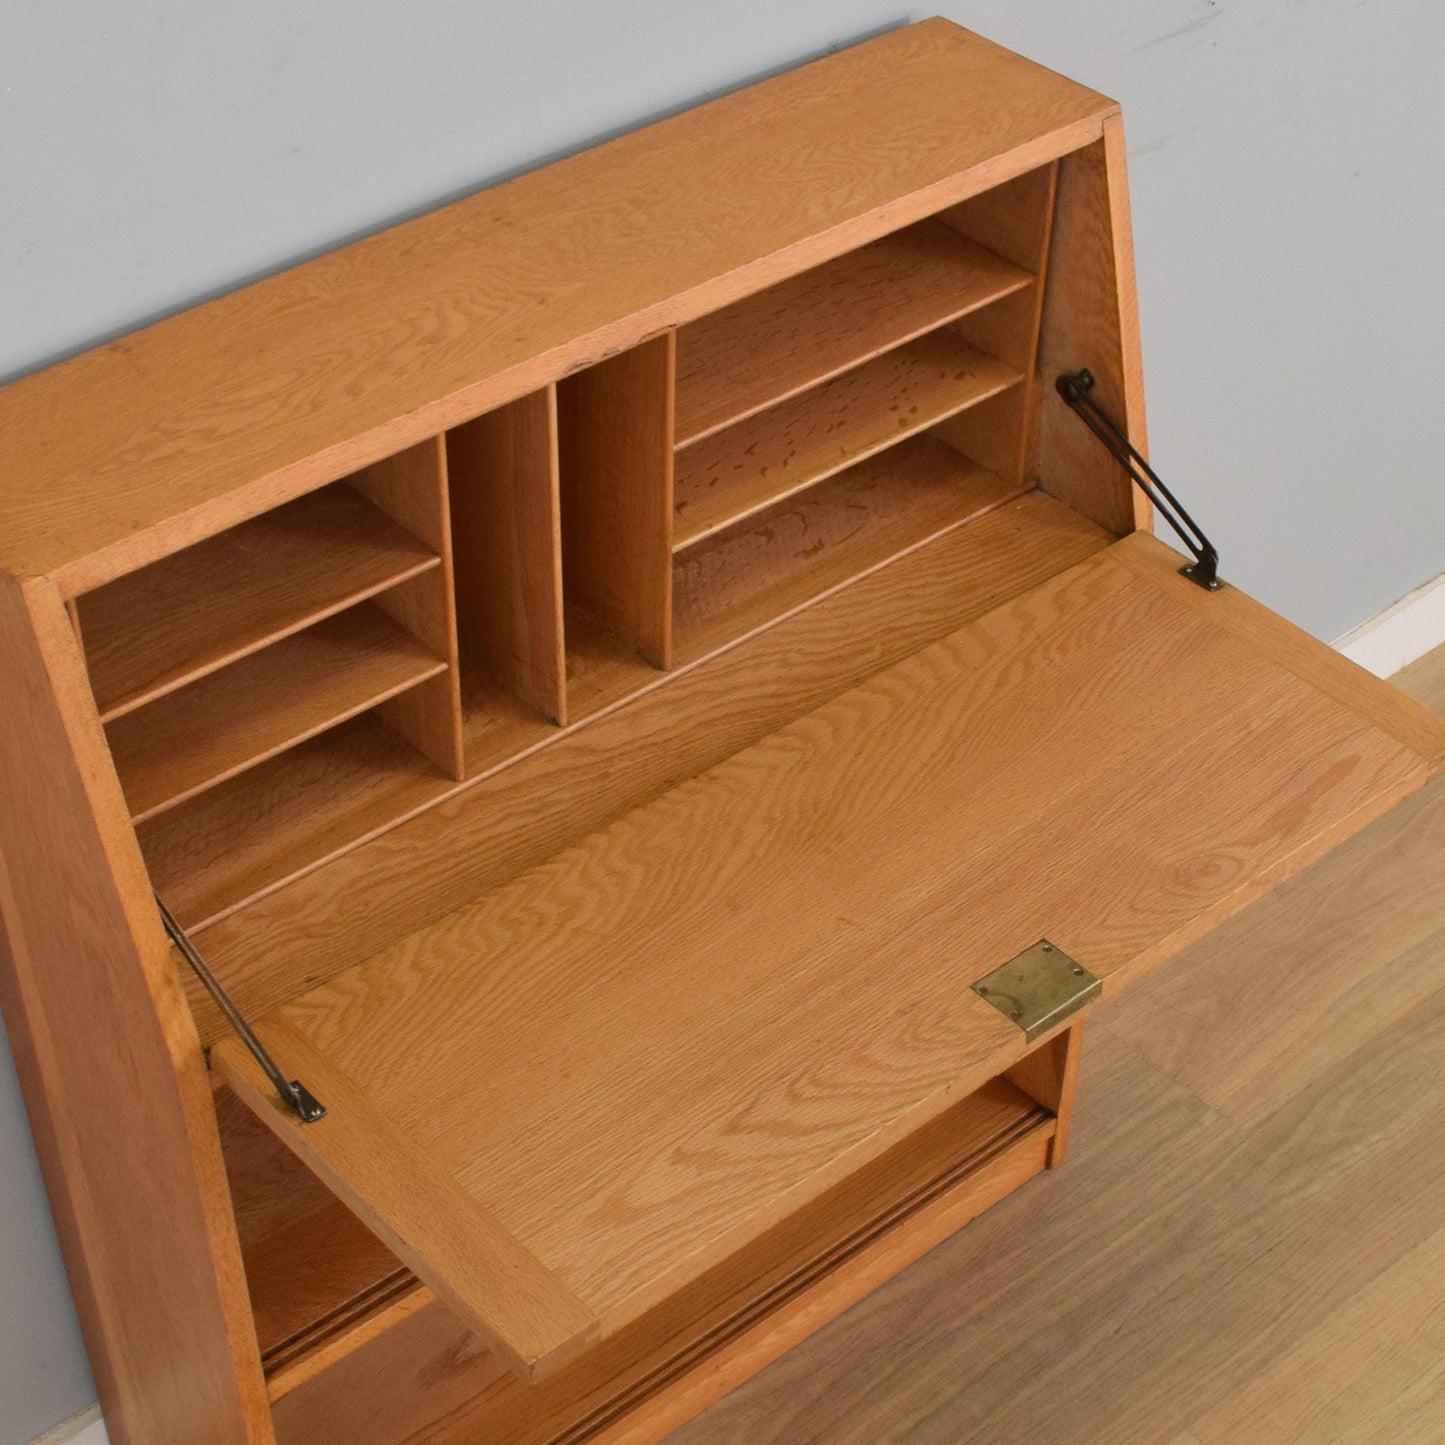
[[0, 575, 274, 1445], [1031, 114, 1150, 535]]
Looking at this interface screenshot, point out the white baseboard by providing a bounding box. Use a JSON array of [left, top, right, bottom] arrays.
[[1335, 569, 1445, 678], [29, 1408, 107, 1445]]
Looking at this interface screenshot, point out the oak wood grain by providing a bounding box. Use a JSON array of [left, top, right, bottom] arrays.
[[674, 219, 1031, 446], [106, 602, 448, 821], [1113, 533, 1445, 766], [213, 1018, 600, 1384], [0, 21, 1112, 593], [673, 331, 1022, 550], [558, 334, 674, 669], [447, 388, 568, 727], [673, 809, 1445, 1444], [6, 24, 1432, 1445], [137, 713, 451, 931], [1005, 1019, 1086, 1167], [213, 1091, 415, 1386], [937, 161, 1059, 488], [938, 159, 1059, 272], [76, 484, 440, 721], [1031, 120, 1147, 535], [673, 438, 1024, 664], [226, 538, 1436, 1364], [350, 437, 465, 779], [0, 575, 274, 1445], [184, 493, 1113, 1030], [267, 1079, 1049, 1445]]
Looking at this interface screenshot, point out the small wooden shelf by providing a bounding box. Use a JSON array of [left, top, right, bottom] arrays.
[[674, 331, 1022, 551], [674, 219, 1031, 447], [673, 436, 1024, 664], [78, 485, 441, 721], [108, 603, 448, 822], [136, 713, 452, 932]]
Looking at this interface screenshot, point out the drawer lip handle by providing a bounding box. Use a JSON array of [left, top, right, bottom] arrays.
[[972, 939, 1101, 1042]]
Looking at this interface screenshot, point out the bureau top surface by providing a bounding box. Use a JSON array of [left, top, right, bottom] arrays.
[[0, 18, 1112, 591]]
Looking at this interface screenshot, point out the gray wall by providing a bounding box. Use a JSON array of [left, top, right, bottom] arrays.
[[2, 2, 1441, 1439]]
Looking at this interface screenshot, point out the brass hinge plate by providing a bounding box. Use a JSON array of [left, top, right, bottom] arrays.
[[971, 940, 1101, 1042]]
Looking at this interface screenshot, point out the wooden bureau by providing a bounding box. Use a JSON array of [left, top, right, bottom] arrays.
[[1, 19, 1441, 1444]]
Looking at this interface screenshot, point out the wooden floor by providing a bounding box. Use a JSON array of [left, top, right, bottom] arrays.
[[669, 645, 1445, 1445]]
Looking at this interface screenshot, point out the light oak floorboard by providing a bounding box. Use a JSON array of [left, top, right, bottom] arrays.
[[668, 651, 1445, 1444]]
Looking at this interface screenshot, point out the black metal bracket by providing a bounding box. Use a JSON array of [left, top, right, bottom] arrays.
[[1055, 369, 1222, 591], [157, 894, 326, 1124]]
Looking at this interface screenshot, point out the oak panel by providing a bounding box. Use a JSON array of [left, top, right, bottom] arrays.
[[674, 437, 1023, 663], [0, 577, 273, 1444], [673, 331, 1022, 550], [227, 537, 1435, 1363], [447, 389, 567, 727], [1031, 119, 1148, 535], [138, 712, 451, 933], [558, 335, 674, 669], [675, 219, 1031, 446], [106, 603, 447, 821], [214, 1021, 600, 1384], [77, 484, 439, 721]]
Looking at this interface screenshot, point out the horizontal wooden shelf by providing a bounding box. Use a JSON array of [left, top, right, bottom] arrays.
[[217, 528, 1441, 1391], [673, 436, 1024, 665], [673, 331, 1022, 551], [674, 218, 1031, 448], [138, 713, 453, 932], [108, 603, 448, 823], [79, 485, 441, 721]]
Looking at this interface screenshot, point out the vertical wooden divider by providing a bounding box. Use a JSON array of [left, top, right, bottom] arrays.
[[446, 388, 568, 730], [931, 161, 1060, 484], [556, 332, 675, 670], [1004, 1018, 1086, 1168], [349, 438, 464, 779]]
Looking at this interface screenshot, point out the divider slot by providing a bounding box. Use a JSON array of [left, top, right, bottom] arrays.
[[557, 333, 675, 714], [448, 387, 567, 740]]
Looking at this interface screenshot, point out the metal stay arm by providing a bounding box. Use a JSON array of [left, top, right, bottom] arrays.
[[1056, 368, 1222, 592], [156, 894, 325, 1123]]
